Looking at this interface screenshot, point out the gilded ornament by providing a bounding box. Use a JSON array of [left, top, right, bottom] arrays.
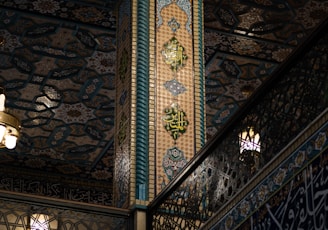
[[162, 37, 188, 72], [162, 103, 189, 140]]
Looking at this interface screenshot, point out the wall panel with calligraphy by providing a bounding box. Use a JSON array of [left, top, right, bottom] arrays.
[[204, 110, 328, 230], [229, 115, 328, 230], [238, 147, 328, 229]]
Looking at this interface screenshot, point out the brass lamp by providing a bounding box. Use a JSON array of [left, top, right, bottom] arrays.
[[0, 88, 20, 149]]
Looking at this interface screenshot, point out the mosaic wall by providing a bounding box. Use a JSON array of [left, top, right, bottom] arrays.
[[114, 0, 131, 209], [0, 0, 117, 29], [0, 7, 116, 205], [218, 119, 328, 230], [149, 22, 328, 229], [0, 198, 129, 230], [155, 0, 205, 194], [0, 0, 327, 210], [204, 0, 328, 139], [239, 148, 328, 229]]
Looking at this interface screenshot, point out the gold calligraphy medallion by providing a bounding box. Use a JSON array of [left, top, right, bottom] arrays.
[[162, 37, 188, 72], [162, 103, 189, 140]]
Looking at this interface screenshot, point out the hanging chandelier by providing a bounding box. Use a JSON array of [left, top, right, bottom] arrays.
[[0, 88, 20, 149]]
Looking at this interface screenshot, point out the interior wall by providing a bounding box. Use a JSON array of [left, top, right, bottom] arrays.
[[0, 197, 130, 230], [207, 110, 328, 230]]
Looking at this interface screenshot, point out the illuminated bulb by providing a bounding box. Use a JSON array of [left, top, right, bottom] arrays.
[[0, 90, 20, 149], [5, 135, 17, 149], [239, 127, 261, 153], [0, 94, 5, 111], [31, 214, 50, 230]]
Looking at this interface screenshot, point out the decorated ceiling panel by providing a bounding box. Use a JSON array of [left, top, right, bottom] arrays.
[[0, 2, 117, 200], [0, 0, 327, 206], [204, 0, 328, 138]]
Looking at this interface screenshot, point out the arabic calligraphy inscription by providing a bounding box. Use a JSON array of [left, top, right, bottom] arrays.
[[162, 37, 188, 72], [162, 103, 189, 140]]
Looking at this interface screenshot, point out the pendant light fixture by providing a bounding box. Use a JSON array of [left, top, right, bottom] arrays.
[[0, 87, 20, 149]]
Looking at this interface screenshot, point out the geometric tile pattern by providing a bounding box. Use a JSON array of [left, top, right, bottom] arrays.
[[0, 198, 129, 230], [218, 120, 328, 229], [149, 23, 328, 228], [0, 0, 327, 208], [0, 4, 116, 206], [204, 0, 328, 139], [164, 79, 187, 96], [156, 1, 195, 196], [162, 146, 187, 180]]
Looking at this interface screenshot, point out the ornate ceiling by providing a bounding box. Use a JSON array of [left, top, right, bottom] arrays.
[[0, 0, 327, 206]]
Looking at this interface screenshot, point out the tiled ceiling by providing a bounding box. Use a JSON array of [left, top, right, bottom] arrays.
[[0, 0, 327, 206]]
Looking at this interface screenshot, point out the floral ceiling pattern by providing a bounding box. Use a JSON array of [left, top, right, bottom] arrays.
[[0, 0, 326, 206]]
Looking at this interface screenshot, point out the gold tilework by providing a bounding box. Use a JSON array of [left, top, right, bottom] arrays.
[[155, 2, 196, 194], [116, 0, 204, 202], [148, 0, 156, 202], [193, 1, 206, 150]]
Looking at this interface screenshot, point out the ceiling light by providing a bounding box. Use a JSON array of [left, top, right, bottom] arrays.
[[0, 88, 20, 149]]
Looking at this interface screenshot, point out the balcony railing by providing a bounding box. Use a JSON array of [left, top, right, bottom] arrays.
[[0, 191, 132, 230], [147, 18, 328, 230]]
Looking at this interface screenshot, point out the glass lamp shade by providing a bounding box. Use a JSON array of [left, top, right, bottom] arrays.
[[30, 213, 50, 230], [239, 127, 261, 173], [5, 135, 17, 149], [239, 127, 260, 154], [0, 109, 20, 149], [0, 94, 5, 112], [0, 91, 20, 149]]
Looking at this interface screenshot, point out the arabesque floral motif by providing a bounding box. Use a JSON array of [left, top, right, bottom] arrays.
[[32, 0, 60, 14], [231, 38, 261, 55], [53, 103, 95, 124], [168, 17, 180, 33], [86, 51, 116, 74], [295, 150, 306, 167], [91, 169, 112, 180], [72, 7, 105, 23], [295, 1, 328, 29], [273, 168, 287, 185], [163, 147, 187, 180], [272, 48, 293, 62], [314, 132, 326, 150], [239, 201, 251, 217]]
